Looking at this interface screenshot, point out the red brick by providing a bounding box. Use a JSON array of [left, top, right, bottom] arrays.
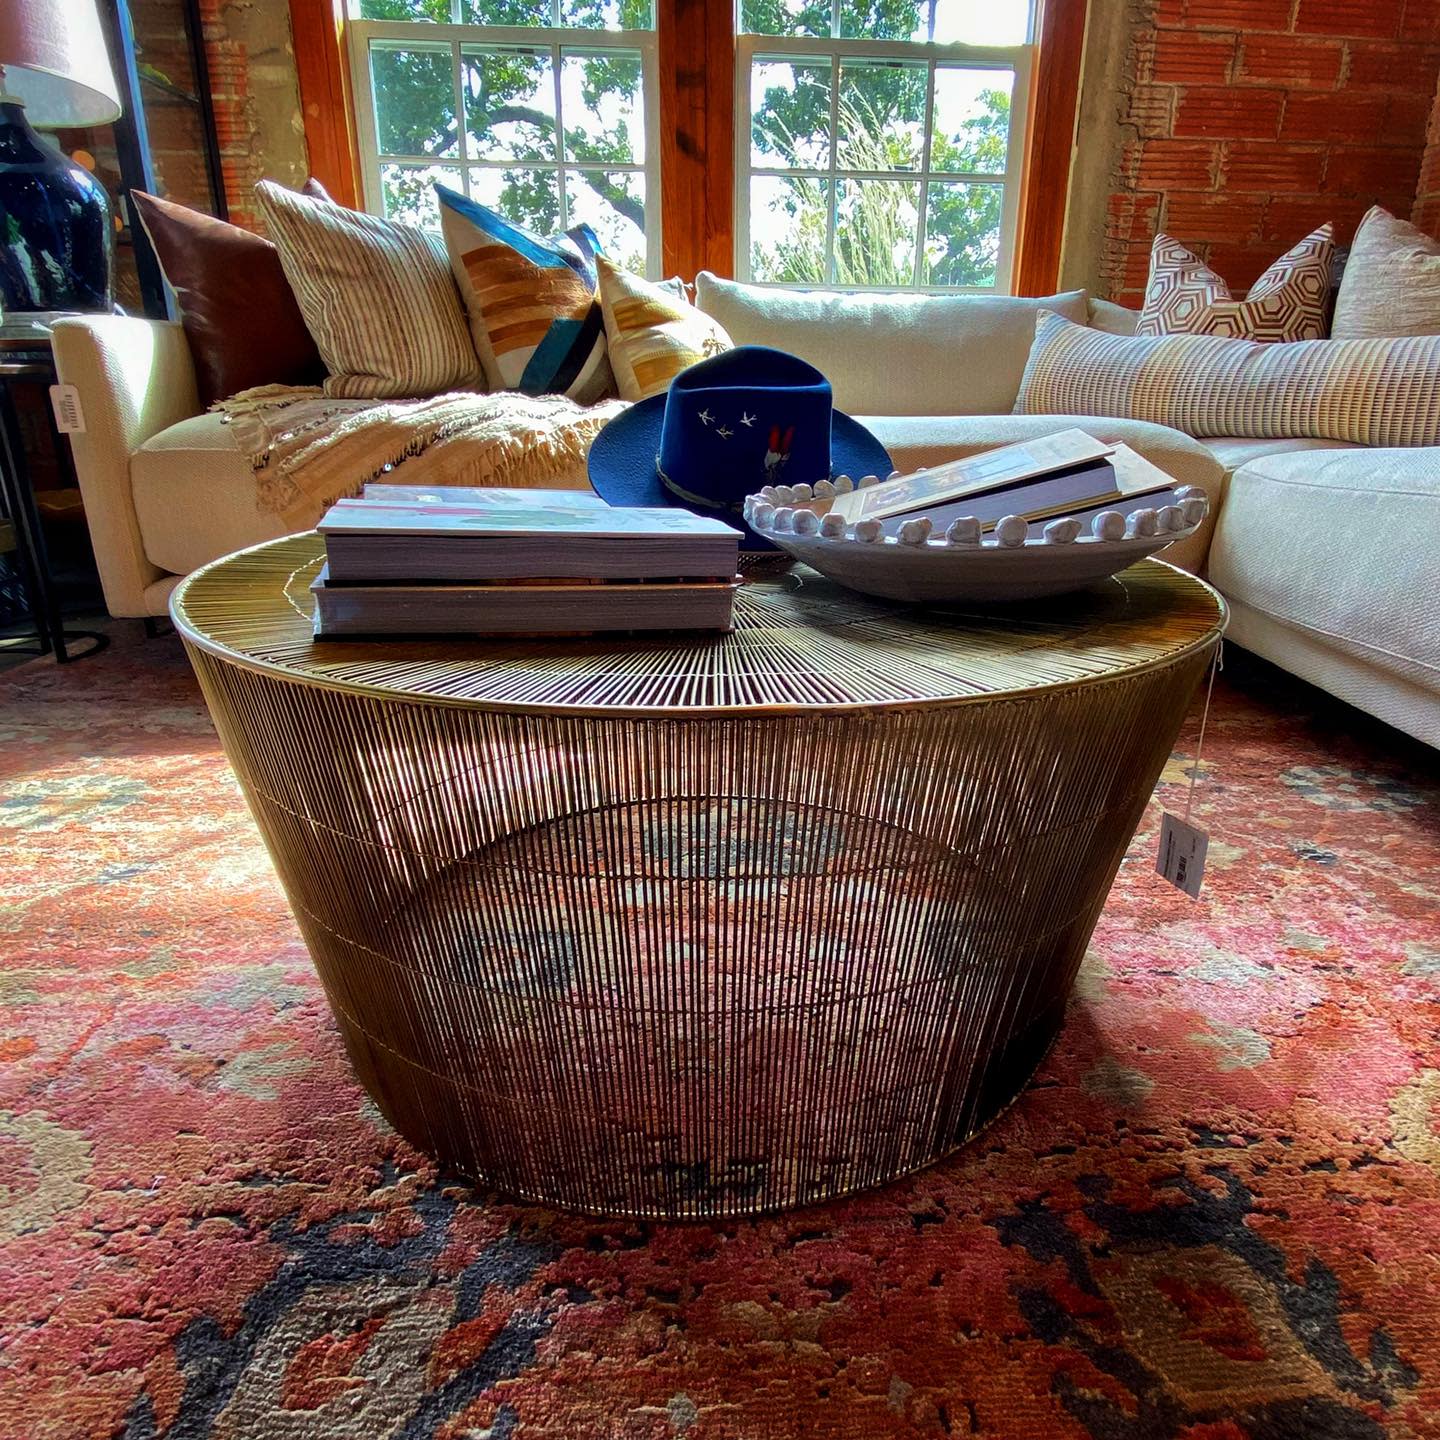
[[1125, 84, 1178, 139], [1223, 141, 1329, 191], [1324, 146, 1424, 195], [1182, 0, 1291, 31], [1400, 0, 1440, 41], [1163, 192, 1268, 241], [1237, 37, 1345, 87], [1263, 195, 1373, 242], [1279, 90, 1389, 141], [1136, 139, 1222, 188], [1205, 243, 1286, 289], [1343, 40, 1440, 90], [1151, 32, 1236, 84], [1174, 86, 1285, 138], [1387, 91, 1437, 142], [1295, 0, 1406, 39], [1414, 197, 1440, 236]]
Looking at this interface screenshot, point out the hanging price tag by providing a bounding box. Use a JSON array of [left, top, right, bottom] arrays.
[[1156, 641, 1222, 900], [1157, 811, 1208, 898]]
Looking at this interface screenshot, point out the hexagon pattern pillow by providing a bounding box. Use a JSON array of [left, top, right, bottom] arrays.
[[1136, 225, 1334, 342]]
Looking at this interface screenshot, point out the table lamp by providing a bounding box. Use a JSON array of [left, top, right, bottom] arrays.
[[0, 0, 122, 313]]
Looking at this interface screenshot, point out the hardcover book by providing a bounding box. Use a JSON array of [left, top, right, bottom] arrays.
[[827, 427, 1115, 525], [310, 567, 739, 637], [319, 499, 740, 584]]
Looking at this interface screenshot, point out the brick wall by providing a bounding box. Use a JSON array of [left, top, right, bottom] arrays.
[[1415, 72, 1440, 236], [1100, 0, 1440, 304]]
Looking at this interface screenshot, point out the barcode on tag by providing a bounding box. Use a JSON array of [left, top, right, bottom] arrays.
[[1157, 811, 1208, 899], [50, 384, 85, 434]]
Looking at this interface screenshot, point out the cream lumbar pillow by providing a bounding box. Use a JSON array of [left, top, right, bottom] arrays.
[[1015, 310, 1440, 446], [1136, 226, 1333, 342], [254, 180, 482, 400], [1332, 206, 1440, 339], [595, 257, 732, 401]]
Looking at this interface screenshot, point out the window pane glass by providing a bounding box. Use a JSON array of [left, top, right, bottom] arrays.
[[751, 58, 832, 170], [559, 0, 655, 29], [749, 175, 830, 283], [560, 49, 645, 164], [469, 166, 563, 234], [739, 0, 831, 39], [833, 178, 919, 285], [371, 45, 457, 159], [462, 0, 551, 24], [922, 180, 1002, 286], [841, 0, 1029, 44], [837, 60, 926, 172], [931, 68, 1012, 175], [357, 0, 449, 19], [380, 164, 463, 228], [565, 169, 646, 271], [464, 47, 556, 162]]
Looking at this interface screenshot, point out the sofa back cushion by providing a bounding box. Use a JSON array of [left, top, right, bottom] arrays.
[[1016, 311, 1440, 446], [693, 274, 1088, 416]]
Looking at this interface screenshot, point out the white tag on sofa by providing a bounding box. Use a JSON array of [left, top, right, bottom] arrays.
[[1157, 812, 1208, 899], [50, 384, 85, 434]]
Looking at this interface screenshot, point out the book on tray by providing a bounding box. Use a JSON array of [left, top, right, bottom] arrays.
[[311, 486, 741, 639], [818, 429, 1178, 536]]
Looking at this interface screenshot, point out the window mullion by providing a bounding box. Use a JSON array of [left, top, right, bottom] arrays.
[[913, 58, 936, 287], [553, 42, 567, 229], [824, 54, 839, 284], [453, 40, 469, 198]]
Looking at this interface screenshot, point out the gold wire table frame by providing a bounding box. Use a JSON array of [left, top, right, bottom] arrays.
[[172, 534, 1225, 1219]]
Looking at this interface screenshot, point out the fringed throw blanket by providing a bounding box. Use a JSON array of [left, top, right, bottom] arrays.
[[218, 385, 630, 526]]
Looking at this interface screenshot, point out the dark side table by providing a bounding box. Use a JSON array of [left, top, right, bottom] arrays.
[[0, 325, 107, 662]]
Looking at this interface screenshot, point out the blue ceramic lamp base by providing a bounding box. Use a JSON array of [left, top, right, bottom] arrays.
[[0, 98, 113, 313]]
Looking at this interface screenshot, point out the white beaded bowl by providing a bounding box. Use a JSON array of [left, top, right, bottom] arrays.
[[743, 484, 1209, 604]]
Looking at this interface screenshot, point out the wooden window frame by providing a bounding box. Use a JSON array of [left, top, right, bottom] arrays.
[[288, 0, 1081, 288]]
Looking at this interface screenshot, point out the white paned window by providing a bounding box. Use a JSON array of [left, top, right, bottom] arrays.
[[737, 0, 1034, 291], [347, 0, 660, 275]]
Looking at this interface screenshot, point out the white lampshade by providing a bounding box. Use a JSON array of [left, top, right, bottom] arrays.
[[0, 0, 122, 129]]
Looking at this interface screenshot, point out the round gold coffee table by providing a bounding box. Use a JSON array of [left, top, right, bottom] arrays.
[[173, 534, 1224, 1218]]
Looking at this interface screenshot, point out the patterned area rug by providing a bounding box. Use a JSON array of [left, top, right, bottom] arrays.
[[2, 631, 1438, 1439]]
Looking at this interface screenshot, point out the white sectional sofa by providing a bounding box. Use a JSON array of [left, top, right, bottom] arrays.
[[51, 278, 1438, 746]]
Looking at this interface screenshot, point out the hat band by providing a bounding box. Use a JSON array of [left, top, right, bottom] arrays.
[[655, 458, 747, 516], [655, 457, 826, 516]]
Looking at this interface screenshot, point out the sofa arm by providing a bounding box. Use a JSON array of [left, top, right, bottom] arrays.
[[856, 413, 1225, 573], [51, 316, 201, 617]]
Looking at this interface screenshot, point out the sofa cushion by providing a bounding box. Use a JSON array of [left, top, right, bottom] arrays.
[[1208, 448, 1440, 699], [255, 180, 483, 400], [693, 273, 1089, 416], [1199, 437, 1361, 475], [1332, 205, 1440, 340], [1017, 312, 1440, 446], [130, 189, 326, 407], [857, 413, 1224, 573], [130, 414, 290, 576], [1136, 226, 1332, 342]]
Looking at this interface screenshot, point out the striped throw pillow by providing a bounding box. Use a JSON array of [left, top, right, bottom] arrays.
[[254, 181, 482, 400], [437, 188, 612, 403], [596, 257, 732, 401], [1137, 226, 1333, 342], [1016, 311, 1440, 446]]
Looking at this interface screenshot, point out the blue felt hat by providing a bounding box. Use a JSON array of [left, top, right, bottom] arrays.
[[588, 346, 892, 550]]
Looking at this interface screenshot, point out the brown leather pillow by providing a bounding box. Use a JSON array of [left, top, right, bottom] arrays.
[[130, 188, 327, 406]]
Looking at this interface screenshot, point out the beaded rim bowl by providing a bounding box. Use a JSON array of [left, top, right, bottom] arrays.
[[741, 475, 1209, 603]]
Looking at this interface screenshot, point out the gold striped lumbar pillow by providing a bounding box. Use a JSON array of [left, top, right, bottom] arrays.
[[1016, 310, 1440, 446], [596, 256, 733, 402]]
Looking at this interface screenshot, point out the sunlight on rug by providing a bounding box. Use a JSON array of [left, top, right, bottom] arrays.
[[1, 629, 1438, 1439]]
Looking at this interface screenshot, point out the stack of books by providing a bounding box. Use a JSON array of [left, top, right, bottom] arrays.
[[823, 429, 1181, 536], [310, 485, 741, 638]]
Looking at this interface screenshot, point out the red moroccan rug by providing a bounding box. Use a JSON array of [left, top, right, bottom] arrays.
[[2, 629, 1438, 1439]]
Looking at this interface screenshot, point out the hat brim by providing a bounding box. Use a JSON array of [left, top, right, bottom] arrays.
[[587, 394, 893, 548]]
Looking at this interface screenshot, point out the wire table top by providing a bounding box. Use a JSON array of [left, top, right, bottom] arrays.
[[172, 532, 1226, 717]]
